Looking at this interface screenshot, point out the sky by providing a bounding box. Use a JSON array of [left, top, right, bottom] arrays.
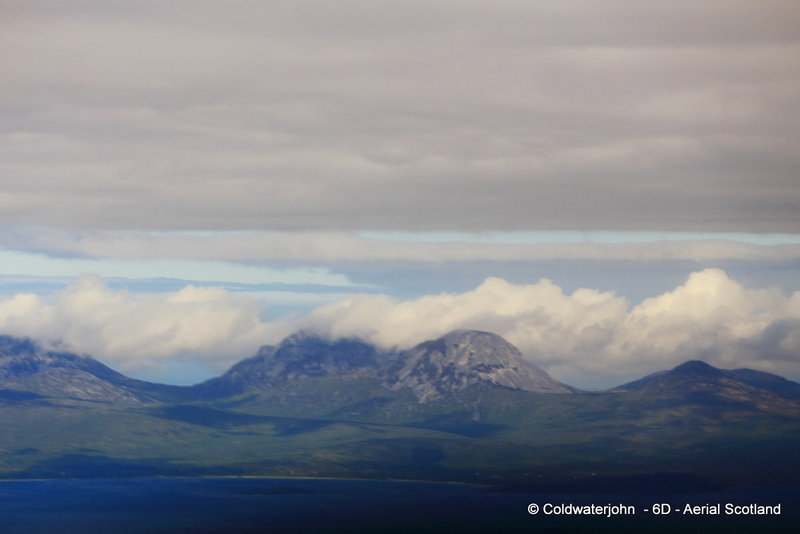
[[1, 0, 799, 388]]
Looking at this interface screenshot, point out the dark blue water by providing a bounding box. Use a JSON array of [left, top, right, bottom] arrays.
[[0, 478, 797, 533]]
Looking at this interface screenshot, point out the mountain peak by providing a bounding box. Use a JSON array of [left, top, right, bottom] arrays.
[[437, 329, 513, 350], [671, 360, 722, 376], [616, 360, 726, 392], [385, 329, 572, 402], [614, 359, 800, 411]]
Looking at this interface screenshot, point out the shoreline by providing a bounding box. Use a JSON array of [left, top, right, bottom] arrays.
[[0, 474, 483, 487]]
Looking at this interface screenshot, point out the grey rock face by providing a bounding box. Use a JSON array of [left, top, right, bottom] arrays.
[[385, 330, 572, 402]]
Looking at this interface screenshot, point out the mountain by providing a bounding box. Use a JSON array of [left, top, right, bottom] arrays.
[[0, 336, 187, 404], [616, 359, 722, 391], [193, 332, 386, 398], [195, 329, 569, 403], [384, 330, 572, 402], [615, 360, 798, 412], [0, 336, 150, 404], [0, 329, 574, 407], [722, 367, 800, 399]]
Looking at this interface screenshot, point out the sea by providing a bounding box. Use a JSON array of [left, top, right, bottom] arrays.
[[0, 477, 797, 533]]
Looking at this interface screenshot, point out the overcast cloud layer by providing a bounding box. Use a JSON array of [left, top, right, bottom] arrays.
[[3, 0, 800, 232], [0, 270, 798, 388]]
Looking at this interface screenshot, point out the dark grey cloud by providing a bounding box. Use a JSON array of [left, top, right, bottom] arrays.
[[2, 1, 799, 232]]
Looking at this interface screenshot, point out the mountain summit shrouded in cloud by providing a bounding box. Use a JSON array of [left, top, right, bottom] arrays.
[[0, 269, 798, 389]]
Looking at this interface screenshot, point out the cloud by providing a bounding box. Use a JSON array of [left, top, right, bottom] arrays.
[[300, 277, 628, 356], [297, 269, 800, 386], [0, 269, 798, 388], [607, 269, 800, 371], [2, 1, 799, 233], [0, 275, 290, 376]]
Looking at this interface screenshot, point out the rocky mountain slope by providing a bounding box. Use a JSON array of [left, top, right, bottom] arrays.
[[384, 330, 572, 401]]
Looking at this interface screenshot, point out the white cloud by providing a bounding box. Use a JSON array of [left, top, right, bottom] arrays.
[[0, 269, 798, 388], [300, 277, 628, 359], [606, 269, 800, 373], [0, 275, 289, 376], [298, 269, 800, 386]]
